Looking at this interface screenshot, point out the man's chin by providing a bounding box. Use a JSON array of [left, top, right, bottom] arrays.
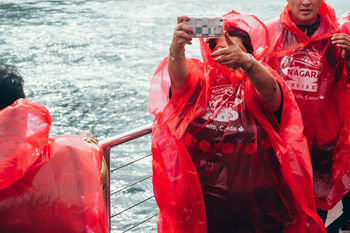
[[297, 14, 317, 25]]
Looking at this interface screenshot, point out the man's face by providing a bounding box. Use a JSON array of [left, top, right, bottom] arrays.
[[287, 0, 323, 25]]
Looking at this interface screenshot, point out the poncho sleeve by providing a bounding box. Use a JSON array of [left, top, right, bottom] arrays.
[[149, 56, 209, 233]]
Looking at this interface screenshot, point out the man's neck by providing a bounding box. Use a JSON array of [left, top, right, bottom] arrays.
[[296, 15, 321, 38]]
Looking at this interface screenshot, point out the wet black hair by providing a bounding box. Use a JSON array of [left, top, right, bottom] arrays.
[[0, 63, 25, 110], [208, 27, 254, 55]]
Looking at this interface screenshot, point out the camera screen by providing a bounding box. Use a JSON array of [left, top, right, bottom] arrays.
[[185, 17, 224, 38]]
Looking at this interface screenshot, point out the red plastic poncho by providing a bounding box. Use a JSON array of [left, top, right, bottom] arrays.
[[339, 11, 350, 34], [0, 99, 108, 233], [148, 11, 325, 233], [339, 11, 350, 25], [264, 2, 350, 211]]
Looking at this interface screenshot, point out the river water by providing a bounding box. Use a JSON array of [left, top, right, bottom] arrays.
[[0, 0, 348, 232]]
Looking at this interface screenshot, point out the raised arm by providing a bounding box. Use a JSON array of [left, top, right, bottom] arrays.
[[168, 16, 193, 93], [212, 33, 281, 112]]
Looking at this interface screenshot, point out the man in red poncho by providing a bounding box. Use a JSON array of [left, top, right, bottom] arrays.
[[0, 63, 108, 233], [262, 0, 350, 230], [149, 11, 326, 233]]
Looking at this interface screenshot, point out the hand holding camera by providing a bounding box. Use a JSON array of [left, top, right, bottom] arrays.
[[170, 16, 224, 60], [169, 16, 192, 59]]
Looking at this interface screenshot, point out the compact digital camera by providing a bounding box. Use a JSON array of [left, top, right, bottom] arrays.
[[183, 17, 224, 38]]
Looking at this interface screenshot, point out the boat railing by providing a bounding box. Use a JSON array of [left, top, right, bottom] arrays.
[[99, 123, 343, 232], [100, 123, 158, 232]]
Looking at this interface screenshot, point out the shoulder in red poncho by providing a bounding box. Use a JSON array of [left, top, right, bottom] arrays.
[[264, 2, 350, 210], [149, 11, 325, 233], [0, 99, 108, 233], [339, 11, 350, 35]]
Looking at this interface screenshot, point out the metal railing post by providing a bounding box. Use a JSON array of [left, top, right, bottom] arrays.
[[100, 123, 153, 233], [103, 147, 111, 233]]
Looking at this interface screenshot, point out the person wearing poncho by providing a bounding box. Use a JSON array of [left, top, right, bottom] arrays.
[[148, 11, 325, 233], [0, 64, 108, 233], [262, 0, 350, 230]]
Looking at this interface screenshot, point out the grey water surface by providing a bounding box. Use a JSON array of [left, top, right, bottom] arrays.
[[0, 0, 348, 232]]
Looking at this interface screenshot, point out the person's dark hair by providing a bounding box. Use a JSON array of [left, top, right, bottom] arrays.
[[208, 26, 254, 55], [0, 63, 25, 110]]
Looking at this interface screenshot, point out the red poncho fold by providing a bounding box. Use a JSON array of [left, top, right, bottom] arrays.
[[148, 11, 325, 233], [264, 2, 350, 210], [0, 99, 108, 233]]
